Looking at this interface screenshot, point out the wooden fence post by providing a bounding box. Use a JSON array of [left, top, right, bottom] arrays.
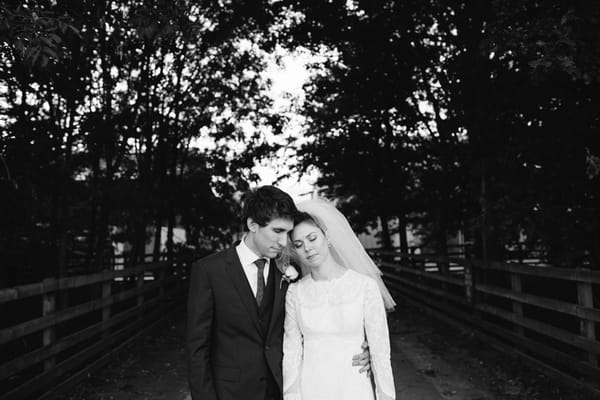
[[577, 268, 597, 366], [137, 270, 144, 321], [159, 265, 166, 300], [42, 278, 56, 371], [464, 259, 474, 305], [102, 278, 111, 337], [510, 272, 524, 336]]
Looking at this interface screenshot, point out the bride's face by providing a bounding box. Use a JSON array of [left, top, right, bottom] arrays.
[[290, 221, 330, 268]]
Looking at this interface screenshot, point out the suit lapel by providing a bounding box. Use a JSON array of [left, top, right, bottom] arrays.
[[267, 259, 284, 338], [224, 247, 262, 334]]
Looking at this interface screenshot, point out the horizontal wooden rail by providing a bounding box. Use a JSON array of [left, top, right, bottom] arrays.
[[0, 276, 170, 345], [476, 282, 600, 323], [0, 295, 163, 380], [3, 304, 170, 400], [372, 249, 600, 394], [393, 281, 600, 381], [0, 256, 193, 400], [474, 303, 600, 355], [473, 260, 600, 283], [0, 262, 166, 304], [380, 261, 466, 287], [383, 272, 469, 306]]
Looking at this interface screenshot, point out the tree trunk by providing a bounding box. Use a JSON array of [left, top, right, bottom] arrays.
[[93, 195, 110, 270], [398, 214, 409, 254], [379, 215, 393, 249]]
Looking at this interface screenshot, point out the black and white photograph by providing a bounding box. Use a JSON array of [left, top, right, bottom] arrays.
[[1, 1, 599, 399]]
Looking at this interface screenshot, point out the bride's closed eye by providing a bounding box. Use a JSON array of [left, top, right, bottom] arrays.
[[292, 234, 318, 249]]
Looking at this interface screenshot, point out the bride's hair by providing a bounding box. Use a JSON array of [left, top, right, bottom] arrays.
[[293, 211, 325, 232]]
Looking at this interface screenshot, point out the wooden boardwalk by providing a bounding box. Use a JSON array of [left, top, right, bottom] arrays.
[[50, 299, 596, 400]]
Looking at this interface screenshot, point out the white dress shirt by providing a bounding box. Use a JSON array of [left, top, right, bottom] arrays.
[[236, 237, 270, 297]]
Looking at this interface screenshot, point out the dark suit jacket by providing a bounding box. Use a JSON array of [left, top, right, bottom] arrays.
[[186, 246, 289, 400]]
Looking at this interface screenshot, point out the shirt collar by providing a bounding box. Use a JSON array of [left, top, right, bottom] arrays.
[[236, 235, 269, 268]]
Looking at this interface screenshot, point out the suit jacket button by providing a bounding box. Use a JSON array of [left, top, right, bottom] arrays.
[[265, 345, 271, 351]]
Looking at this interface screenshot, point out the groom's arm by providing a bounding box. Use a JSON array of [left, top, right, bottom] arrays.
[[186, 260, 217, 400]]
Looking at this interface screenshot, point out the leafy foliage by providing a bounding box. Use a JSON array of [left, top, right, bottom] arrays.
[[281, 0, 600, 265], [0, 0, 282, 285]]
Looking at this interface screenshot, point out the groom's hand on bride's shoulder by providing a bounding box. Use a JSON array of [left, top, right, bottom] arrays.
[[352, 341, 371, 377]]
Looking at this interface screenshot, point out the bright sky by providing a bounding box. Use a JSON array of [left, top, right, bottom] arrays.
[[254, 46, 319, 203], [189, 45, 322, 203]]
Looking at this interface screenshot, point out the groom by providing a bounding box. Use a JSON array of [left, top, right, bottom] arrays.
[[186, 186, 369, 400]]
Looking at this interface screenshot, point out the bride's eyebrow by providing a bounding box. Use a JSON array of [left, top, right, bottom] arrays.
[[292, 231, 317, 241]]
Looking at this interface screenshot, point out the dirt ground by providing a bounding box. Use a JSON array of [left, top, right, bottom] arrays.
[[55, 299, 599, 400]]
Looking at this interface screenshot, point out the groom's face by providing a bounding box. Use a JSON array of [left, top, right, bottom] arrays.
[[247, 217, 294, 259]]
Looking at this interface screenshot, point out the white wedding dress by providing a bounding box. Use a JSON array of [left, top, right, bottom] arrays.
[[282, 269, 395, 400]]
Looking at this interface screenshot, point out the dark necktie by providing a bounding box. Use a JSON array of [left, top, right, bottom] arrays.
[[255, 259, 267, 306]]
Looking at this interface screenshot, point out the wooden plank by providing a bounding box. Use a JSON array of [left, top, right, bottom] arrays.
[[38, 303, 182, 400], [0, 295, 163, 380], [381, 262, 465, 287], [42, 282, 56, 371], [0, 302, 172, 400], [464, 260, 474, 304], [394, 286, 600, 397], [472, 261, 600, 284], [475, 283, 600, 323], [386, 281, 600, 379], [577, 273, 598, 366], [383, 272, 468, 306], [101, 280, 111, 339], [0, 262, 169, 303], [510, 272, 524, 336], [475, 303, 600, 356], [0, 278, 168, 345]]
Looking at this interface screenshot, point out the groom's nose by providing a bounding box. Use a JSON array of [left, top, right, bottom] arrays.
[[276, 233, 287, 247]]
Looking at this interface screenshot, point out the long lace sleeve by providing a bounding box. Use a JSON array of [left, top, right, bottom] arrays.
[[364, 278, 395, 400], [283, 283, 303, 400]]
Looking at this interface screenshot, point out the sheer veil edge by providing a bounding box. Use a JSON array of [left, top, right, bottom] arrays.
[[296, 198, 397, 311]]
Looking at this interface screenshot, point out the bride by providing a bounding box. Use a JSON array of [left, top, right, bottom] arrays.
[[282, 199, 396, 400]]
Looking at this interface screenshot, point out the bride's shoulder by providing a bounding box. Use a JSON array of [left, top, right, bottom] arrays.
[[346, 269, 378, 288], [345, 268, 370, 282]]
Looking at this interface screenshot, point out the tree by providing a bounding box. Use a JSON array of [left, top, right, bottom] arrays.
[[0, 0, 285, 285]]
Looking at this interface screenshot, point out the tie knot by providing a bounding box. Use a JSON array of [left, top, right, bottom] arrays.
[[255, 258, 267, 270]]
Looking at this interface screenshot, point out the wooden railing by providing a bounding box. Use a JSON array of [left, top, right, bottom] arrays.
[[371, 249, 600, 394], [0, 257, 192, 400]]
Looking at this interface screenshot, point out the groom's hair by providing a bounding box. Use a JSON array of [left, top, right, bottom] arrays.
[[242, 185, 297, 228]]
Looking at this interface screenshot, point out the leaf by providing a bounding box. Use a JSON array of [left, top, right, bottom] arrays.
[[49, 33, 62, 43], [40, 54, 48, 68], [42, 46, 57, 59]]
